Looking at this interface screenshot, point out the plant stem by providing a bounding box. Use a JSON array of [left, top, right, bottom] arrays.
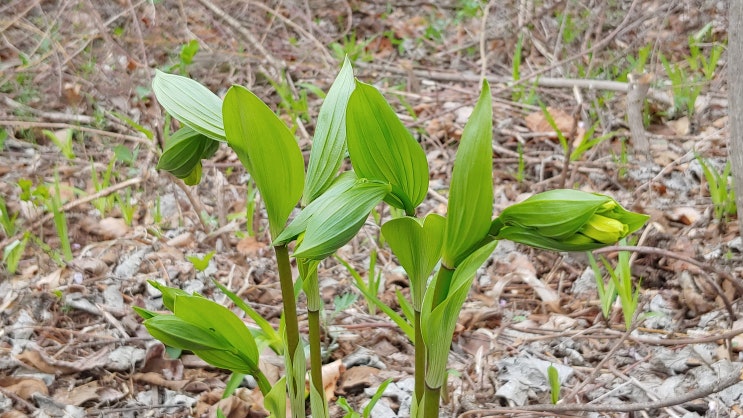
[[414, 310, 425, 406], [423, 265, 455, 417], [423, 384, 441, 417], [275, 244, 303, 417], [308, 308, 327, 415], [254, 369, 273, 396]]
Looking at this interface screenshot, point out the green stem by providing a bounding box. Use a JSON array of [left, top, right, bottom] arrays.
[[423, 384, 441, 418], [254, 369, 273, 396], [423, 265, 455, 417], [275, 244, 302, 417], [414, 310, 425, 406], [308, 309, 327, 415]]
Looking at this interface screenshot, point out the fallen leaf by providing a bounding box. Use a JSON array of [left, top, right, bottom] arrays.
[[340, 366, 380, 393], [237, 236, 267, 257], [0, 377, 48, 400], [53, 381, 98, 406], [98, 217, 130, 239]]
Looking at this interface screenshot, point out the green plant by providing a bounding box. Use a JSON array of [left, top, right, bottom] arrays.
[[0, 195, 18, 237], [337, 379, 392, 418], [50, 172, 73, 262], [187, 250, 215, 273], [661, 53, 702, 117], [3, 232, 29, 274], [90, 159, 116, 216], [43, 129, 75, 160], [547, 364, 560, 404], [696, 155, 737, 221], [329, 33, 374, 64], [141, 57, 648, 418], [594, 240, 639, 330], [587, 251, 618, 319], [337, 249, 384, 315]]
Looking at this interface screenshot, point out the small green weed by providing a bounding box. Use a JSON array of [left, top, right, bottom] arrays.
[[696, 155, 737, 221], [43, 129, 75, 160], [187, 250, 216, 273], [337, 249, 385, 316]]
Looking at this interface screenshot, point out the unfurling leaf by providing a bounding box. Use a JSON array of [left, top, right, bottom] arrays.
[[381, 214, 445, 309], [304, 57, 356, 205], [223, 85, 304, 239], [156, 126, 219, 184], [292, 180, 391, 260], [442, 80, 493, 267], [421, 241, 497, 388], [152, 70, 225, 141], [346, 80, 428, 214]]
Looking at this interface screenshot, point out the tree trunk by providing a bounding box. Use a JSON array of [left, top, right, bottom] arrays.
[[729, 1, 743, 232]]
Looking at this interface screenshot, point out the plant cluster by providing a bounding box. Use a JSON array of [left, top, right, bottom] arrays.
[[137, 57, 648, 417]]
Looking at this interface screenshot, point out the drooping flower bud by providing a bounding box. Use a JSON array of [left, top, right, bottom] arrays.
[[489, 189, 648, 251]]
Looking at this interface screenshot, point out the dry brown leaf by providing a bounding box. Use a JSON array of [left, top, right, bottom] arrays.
[[237, 236, 267, 257], [525, 107, 572, 136], [306, 359, 344, 402], [53, 381, 98, 406], [0, 377, 48, 400], [503, 252, 561, 312], [668, 207, 702, 225], [97, 217, 130, 239], [15, 344, 111, 375], [340, 366, 380, 393]]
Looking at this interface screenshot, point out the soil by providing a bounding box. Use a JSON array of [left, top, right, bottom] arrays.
[[1, 0, 742, 417]]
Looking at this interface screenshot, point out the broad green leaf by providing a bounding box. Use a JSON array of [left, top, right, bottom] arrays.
[[147, 280, 190, 312], [382, 214, 444, 309], [309, 373, 329, 418], [303, 57, 355, 205], [143, 315, 232, 351], [422, 240, 496, 388], [132, 306, 158, 320], [292, 180, 391, 260], [155, 125, 220, 182], [274, 172, 357, 246], [223, 85, 305, 239], [174, 295, 259, 371], [212, 280, 283, 354], [265, 377, 287, 418], [442, 80, 493, 267], [152, 70, 225, 141], [346, 80, 428, 214], [193, 348, 257, 374]]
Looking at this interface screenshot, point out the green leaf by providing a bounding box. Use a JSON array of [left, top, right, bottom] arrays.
[[292, 180, 391, 260], [442, 80, 493, 267], [212, 280, 283, 354], [223, 85, 305, 239], [422, 241, 496, 388], [223, 372, 245, 399], [174, 295, 260, 371], [132, 306, 159, 320], [299, 259, 323, 311], [303, 57, 356, 205], [143, 315, 232, 351], [265, 377, 287, 418], [156, 126, 219, 184], [274, 172, 357, 246], [192, 348, 257, 374], [363, 379, 392, 418], [147, 280, 190, 312], [548, 364, 560, 404], [346, 80, 429, 214], [381, 214, 444, 309], [152, 70, 225, 141]]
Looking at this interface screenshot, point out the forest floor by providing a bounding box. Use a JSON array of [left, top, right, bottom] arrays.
[[1, 0, 743, 417]]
